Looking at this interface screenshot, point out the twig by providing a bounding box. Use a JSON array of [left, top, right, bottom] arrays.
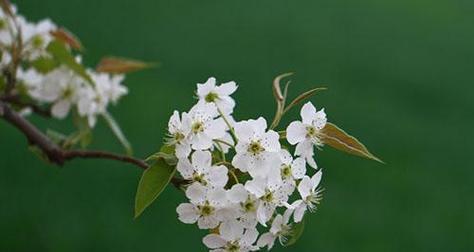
[[1, 94, 51, 117], [0, 101, 185, 187]]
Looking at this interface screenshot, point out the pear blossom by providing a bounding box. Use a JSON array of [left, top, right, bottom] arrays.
[[286, 102, 327, 168], [91, 72, 127, 104], [177, 150, 228, 188], [182, 103, 227, 150], [203, 220, 259, 252], [197, 77, 237, 115], [279, 149, 306, 194], [167, 111, 192, 158], [18, 16, 56, 60], [257, 208, 294, 249], [232, 117, 281, 178], [177, 183, 229, 229], [227, 184, 259, 228], [291, 170, 323, 223], [245, 176, 289, 226]]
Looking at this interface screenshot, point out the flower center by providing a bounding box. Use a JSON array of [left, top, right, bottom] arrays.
[[62, 86, 73, 99], [0, 19, 6, 30], [225, 241, 240, 252], [262, 190, 274, 202], [198, 202, 214, 216], [205, 92, 219, 103], [192, 172, 207, 186], [281, 165, 292, 179], [191, 121, 204, 133], [306, 126, 318, 138], [248, 141, 264, 155], [174, 132, 185, 142], [32, 35, 44, 48], [241, 198, 256, 212]]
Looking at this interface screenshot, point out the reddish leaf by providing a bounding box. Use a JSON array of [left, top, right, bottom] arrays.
[[96, 57, 152, 74], [51, 28, 83, 50], [321, 123, 383, 163]]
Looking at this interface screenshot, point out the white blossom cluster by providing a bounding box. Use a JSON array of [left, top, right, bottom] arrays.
[[0, 6, 128, 127], [169, 77, 327, 251]]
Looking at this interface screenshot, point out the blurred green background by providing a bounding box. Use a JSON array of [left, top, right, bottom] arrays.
[[1, 0, 473, 251]]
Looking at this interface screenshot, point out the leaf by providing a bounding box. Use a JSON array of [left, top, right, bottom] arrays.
[[321, 123, 383, 163], [273, 72, 293, 102], [50, 28, 83, 50], [31, 57, 59, 73], [102, 112, 133, 156], [96, 57, 153, 74], [134, 158, 176, 218], [71, 112, 93, 148], [282, 219, 305, 247], [46, 40, 93, 84], [284, 87, 327, 114]]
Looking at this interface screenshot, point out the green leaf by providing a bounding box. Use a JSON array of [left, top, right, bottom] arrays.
[[282, 219, 305, 247], [102, 112, 133, 156], [321, 123, 383, 163], [134, 159, 176, 218], [96, 56, 154, 74], [31, 57, 59, 73], [283, 87, 327, 114], [71, 112, 93, 148], [46, 40, 93, 84]]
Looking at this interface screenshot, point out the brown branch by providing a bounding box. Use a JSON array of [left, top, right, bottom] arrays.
[[1, 94, 51, 117], [0, 100, 185, 187]]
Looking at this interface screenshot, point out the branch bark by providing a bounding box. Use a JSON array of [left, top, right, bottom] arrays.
[[0, 100, 185, 187]]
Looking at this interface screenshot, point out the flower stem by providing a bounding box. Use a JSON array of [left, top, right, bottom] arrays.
[[216, 106, 238, 144]]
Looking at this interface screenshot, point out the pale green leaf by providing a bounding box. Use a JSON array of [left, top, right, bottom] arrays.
[[102, 112, 133, 156], [46, 40, 93, 84]]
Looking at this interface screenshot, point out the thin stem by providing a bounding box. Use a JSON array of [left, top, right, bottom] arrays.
[[229, 169, 239, 184], [213, 139, 234, 148], [216, 106, 238, 144], [213, 141, 226, 162]]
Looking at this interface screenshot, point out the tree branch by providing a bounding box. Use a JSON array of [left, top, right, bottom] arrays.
[[0, 100, 185, 187]]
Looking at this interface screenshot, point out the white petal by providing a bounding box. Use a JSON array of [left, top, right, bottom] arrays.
[[232, 153, 250, 172], [176, 203, 199, 224], [228, 184, 248, 203], [216, 81, 237, 95], [203, 234, 226, 249], [270, 215, 283, 234], [297, 176, 312, 199], [198, 216, 220, 229], [192, 150, 212, 172], [51, 99, 71, 119], [220, 220, 244, 241], [191, 133, 213, 150], [300, 102, 317, 124], [313, 108, 327, 130], [291, 157, 307, 179], [241, 227, 259, 245], [245, 178, 266, 198], [311, 169, 323, 191], [279, 149, 293, 165], [208, 187, 228, 206], [261, 130, 281, 152], [294, 203, 307, 223], [252, 117, 268, 134], [197, 77, 216, 97], [286, 121, 307, 145], [168, 111, 181, 134], [176, 157, 194, 179], [207, 165, 229, 188], [185, 183, 207, 204], [257, 232, 276, 249], [206, 118, 227, 139]]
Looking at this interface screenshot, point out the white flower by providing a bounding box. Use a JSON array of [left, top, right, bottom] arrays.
[[197, 77, 237, 115], [291, 170, 323, 223], [279, 149, 306, 195], [167, 111, 192, 158], [91, 72, 127, 104], [182, 103, 227, 150], [29, 67, 82, 119], [227, 184, 259, 228], [245, 176, 289, 226], [177, 183, 229, 229], [177, 150, 228, 188], [203, 220, 259, 252], [257, 208, 294, 250], [232, 117, 281, 178], [286, 102, 327, 168], [19, 17, 56, 60], [17, 68, 43, 94], [77, 84, 108, 127]]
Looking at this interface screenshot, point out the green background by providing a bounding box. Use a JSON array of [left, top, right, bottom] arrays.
[[1, 0, 473, 251]]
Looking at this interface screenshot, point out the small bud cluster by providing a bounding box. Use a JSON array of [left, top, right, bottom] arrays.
[[0, 5, 128, 127], [169, 77, 326, 251]]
